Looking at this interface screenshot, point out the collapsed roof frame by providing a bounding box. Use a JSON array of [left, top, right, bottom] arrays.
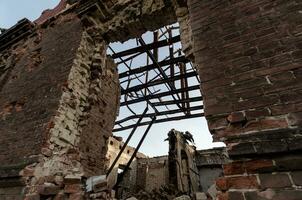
[[106, 26, 204, 185], [109, 25, 204, 133]]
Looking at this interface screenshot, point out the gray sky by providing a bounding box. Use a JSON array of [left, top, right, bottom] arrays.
[[0, 0, 60, 28], [0, 0, 224, 156]]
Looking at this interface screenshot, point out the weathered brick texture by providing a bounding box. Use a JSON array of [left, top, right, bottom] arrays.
[[0, 14, 83, 167], [188, 0, 302, 199], [188, 0, 302, 141], [0, 10, 120, 199]]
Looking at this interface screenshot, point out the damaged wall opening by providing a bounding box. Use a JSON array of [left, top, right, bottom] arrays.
[[107, 23, 224, 157], [104, 24, 226, 199]]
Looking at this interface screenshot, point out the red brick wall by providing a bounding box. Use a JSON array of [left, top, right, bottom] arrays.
[[0, 17, 83, 168], [216, 155, 302, 199], [188, 0, 302, 199], [0, 11, 121, 198], [188, 0, 302, 141]]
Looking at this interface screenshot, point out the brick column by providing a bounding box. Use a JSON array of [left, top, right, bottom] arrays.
[[187, 0, 302, 199]]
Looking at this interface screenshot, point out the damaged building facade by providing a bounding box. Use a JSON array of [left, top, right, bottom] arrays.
[[0, 0, 302, 199]]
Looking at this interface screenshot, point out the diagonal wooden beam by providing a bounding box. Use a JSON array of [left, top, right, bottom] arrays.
[[116, 105, 203, 125], [121, 71, 197, 95], [120, 85, 200, 106], [119, 56, 189, 78], [111, 35, 181, 59], [151, 96, 203, 106], [113, 113, 204, 132]]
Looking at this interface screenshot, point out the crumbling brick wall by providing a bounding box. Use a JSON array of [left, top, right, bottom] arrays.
[[0, 0, 180, 199], [2, 0, 302, 199], [0, 11, 120, 199], [0, 14, 88, 200], [188, 0, 302, 199], [0, 15, 82, 168], [79, 0, 177, 43]]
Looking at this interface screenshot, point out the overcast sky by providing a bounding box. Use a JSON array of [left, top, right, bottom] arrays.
[[0, 0, 60, 28], [0, 0, 224, 156]]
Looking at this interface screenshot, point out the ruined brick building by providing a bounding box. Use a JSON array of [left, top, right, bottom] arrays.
[[0, 0, 302, 199]]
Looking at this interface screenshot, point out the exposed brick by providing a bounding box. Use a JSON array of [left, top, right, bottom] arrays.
[[268, 71, 295, 83], [0, 9, 121, 200], [291, 171, 302, 186], [287, 137, 302, 151], [37, 184, 60, 195], [54, 192, 67, 200], [254, 140, 288, 154], [216, 178, 228, 191], [0, 17, 83, 167], [275, 155, 302, 171], [287, 112, 302, 127], [270, 103, 302, 116], [22, 166, 35, 177], [292, 50, 302, 60], [245, 191, 272, 200], [273, 190, 302, 200], [229, 192, 245, 200], [223, 162, 245, 175], [208, 117, 228, 131], [217, 192, 228, 200], [217, 192, 245, 200], [216, 176, 259, 191], [258, 118, 289, 130], [68, 192, 84, 200], [227, 176, 259, 190], [227, 142, 256, 156], [24, 194, 40, 200], [245, 160, 274, 173], [63, 175, 81, 184], [245, 109, 270, 120], [259, 173, 292, 189], [188, 0, 302, 143], [227, 112, 246, 123], [41, 148, 52, 157], [221, 159, 274, 176], [245, 189, 302, 200], [64, 184, 82, 194]]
